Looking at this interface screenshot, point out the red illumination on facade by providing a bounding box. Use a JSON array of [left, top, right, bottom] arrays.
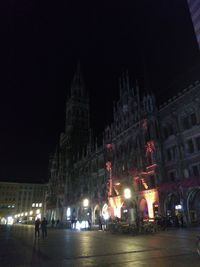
[[140, 170, 154, 176], [106, 161, 111, 171], [146, 164, 157, 170], [106, 161, 113, 197], [106, 144, 112, 150], [105, 144, 113, 198], [141, 178, 149, 190], [146, 140, 155, 154]]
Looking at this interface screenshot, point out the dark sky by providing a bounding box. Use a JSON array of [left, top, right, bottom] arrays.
[[1, 0, 200, 182]]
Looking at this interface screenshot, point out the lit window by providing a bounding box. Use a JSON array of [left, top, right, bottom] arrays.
[[32, 203, 35, 207], [39, 203, 42, 207], [36, 203, 39, 207]]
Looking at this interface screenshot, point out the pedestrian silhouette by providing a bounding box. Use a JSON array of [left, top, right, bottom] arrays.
[[179, 214, 184, 227], [51, 218, 55, 228], [98, 216, 102, 230], [56, 219, 60, 228], [35, 218, 40, 238], [41, 217, 48, 239]]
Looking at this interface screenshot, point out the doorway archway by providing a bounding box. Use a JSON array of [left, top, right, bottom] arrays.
[[139, 198, 148, 219]]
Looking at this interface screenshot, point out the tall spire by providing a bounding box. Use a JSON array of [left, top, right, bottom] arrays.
[[70, 62, 85, 97]]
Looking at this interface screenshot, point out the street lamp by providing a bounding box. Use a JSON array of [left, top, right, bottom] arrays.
[[83, 198, 89, 208], [124, 188, 131, 199]]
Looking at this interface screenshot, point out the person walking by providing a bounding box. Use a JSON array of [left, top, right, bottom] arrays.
[[51, 218, 55, 228], [56, 219, 60, 228], [98, 216, 102, 230], [35, 218, 40, 238], [41, 217, 48, 239]]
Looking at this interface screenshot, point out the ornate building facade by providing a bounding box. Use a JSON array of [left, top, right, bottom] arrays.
[[46, 65, 108, 225], [159, 80, 200, 224], [46, 66, 200, 227]]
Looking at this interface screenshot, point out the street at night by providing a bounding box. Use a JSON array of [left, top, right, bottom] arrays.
[[1, 1, 200, 266], [0, 225, 200, 267]]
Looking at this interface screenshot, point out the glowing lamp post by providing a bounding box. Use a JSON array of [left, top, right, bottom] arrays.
[[123, 188, 132, 221], [124, 188, 131, 199], [83, 198, 89, 208]]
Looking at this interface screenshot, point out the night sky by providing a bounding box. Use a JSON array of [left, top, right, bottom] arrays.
[[1, 0, 200, 182]]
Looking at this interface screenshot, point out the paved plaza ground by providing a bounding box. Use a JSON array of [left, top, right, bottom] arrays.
[[0, 224, 200, 266]]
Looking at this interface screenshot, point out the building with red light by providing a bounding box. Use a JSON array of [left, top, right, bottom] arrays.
[[187, 0, 200, 49], [47, 66, 200, 228]]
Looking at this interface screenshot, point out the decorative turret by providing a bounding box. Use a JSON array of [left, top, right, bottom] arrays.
[[142, 92, 156, 114], [70, 62, 87, 98]]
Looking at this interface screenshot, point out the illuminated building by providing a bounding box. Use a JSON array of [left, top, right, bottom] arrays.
[[104, 73, 161, 223], [0, 181, 47, 224], [187, 0, 200, 49], [48, 66, 200, 227]]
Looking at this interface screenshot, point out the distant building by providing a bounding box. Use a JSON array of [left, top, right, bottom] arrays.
[[187, 0, 200, 49], [0, 181, 47, 224], [47, 66, 200, 227]]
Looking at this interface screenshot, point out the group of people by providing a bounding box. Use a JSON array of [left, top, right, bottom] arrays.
[[35, 217, 61, 238], [34, 217, 48, 239]]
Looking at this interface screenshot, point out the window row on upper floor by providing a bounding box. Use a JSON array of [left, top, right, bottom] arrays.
[[168, 163, 200, 182], [162, 112, 198, 140], [165, 135, 200, 162]]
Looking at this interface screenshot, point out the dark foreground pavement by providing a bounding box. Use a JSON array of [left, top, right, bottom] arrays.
[[0, 224, 200, 267]]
